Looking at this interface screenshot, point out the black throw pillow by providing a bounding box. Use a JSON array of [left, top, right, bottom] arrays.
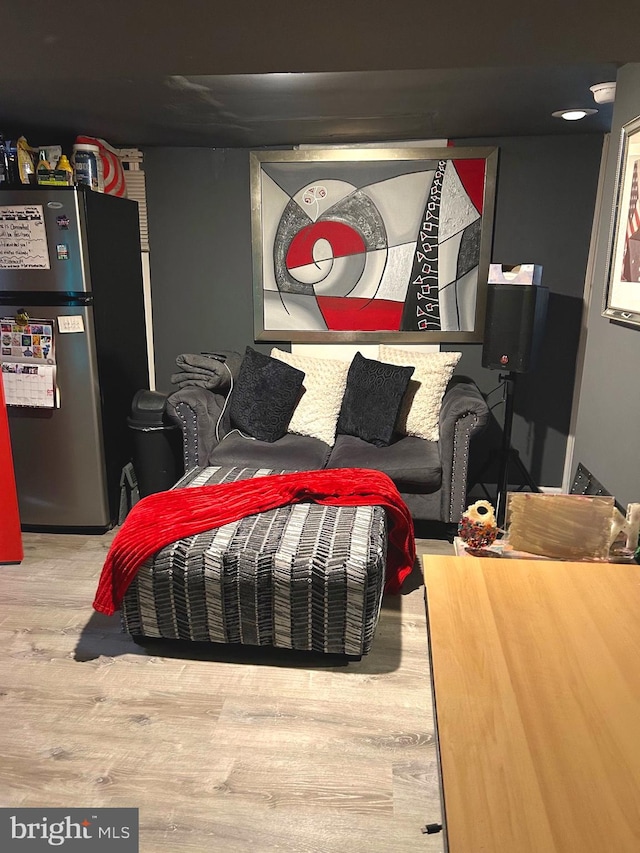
[[229, 346, 305, 442], [336, 352, 414, 447]]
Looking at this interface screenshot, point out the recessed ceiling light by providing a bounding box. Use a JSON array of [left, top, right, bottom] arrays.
[[552, 108, 598, 121]]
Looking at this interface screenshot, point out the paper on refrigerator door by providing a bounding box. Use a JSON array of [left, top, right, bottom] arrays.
[[1, 362, 56, 407], [0, 205, 50, 269], [0, 317, 57, 407]]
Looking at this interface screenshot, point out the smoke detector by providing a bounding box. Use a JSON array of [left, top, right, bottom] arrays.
[[590, 82, 616, 104]]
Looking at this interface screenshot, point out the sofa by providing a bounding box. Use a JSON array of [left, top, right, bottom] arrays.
[[165, 345, 490, 531]]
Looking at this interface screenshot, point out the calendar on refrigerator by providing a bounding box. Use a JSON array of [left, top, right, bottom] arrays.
[[0, 317, 57, 408]]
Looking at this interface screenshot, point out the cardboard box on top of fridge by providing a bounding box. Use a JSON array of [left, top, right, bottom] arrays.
[[488, 264, 543, 285]]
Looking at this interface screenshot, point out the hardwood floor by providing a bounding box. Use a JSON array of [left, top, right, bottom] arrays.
[[0, 531, 452, 853]]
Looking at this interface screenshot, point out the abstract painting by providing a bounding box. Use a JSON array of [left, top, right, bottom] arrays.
[[250, 146, 498, 342]]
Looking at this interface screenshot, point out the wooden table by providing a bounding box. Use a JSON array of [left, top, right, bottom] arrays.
[[422, 555, 640, 853]]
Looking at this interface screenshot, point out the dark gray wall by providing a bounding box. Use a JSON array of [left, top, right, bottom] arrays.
[[145, 135, 603, 488], [572, 64, 640, 507], [446, 134, 604, 489], [144, 148, 270, 393]]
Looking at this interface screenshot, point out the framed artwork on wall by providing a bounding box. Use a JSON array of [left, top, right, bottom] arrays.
[[603, 113, 640, 327], [250, 146, 498, 343]]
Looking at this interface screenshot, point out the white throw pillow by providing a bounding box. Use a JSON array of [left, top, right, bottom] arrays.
[[270, 348, 349, 446], [378, 346, 461, 442]]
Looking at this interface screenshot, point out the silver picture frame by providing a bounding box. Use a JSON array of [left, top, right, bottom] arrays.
[[250, 146, 498, 343], [603, 114, 640, 327]]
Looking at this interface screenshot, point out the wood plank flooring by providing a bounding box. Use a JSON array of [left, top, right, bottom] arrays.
[[0, 531, 452, 853]]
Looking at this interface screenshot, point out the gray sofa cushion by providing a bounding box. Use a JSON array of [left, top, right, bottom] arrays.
[[209, 431, 332, 471], [326, 434, 442, 493]]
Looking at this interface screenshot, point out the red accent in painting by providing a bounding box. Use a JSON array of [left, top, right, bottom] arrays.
[[452, 159, 485, 214], [447, 141, 486, 214], [316, 296, 404, 331], [286, 221, 365, 269]]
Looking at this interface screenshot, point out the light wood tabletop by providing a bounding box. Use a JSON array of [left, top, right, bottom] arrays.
[[422, 554, 640, 853]]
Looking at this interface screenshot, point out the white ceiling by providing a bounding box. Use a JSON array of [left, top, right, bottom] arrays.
[[0, 1, 635, 148]]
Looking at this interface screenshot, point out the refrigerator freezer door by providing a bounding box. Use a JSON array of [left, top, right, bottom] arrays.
[[0, 188, 90, 294], [4, 303, 112, 530]]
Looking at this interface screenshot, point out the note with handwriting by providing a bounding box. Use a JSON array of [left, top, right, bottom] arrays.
[[0, 205, 50, 269]]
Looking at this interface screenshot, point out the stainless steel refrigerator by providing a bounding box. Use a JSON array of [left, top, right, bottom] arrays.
[[0, 186, 149, 531]]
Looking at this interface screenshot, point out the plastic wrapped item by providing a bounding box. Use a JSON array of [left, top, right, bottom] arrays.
[[626, 503, 640, 551], [16, 137, 36, 184], [41, 145, 63, 168], [505, 492, 616, 561]]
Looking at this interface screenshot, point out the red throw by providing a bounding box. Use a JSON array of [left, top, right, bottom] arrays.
[[93, 468, 416, 615]]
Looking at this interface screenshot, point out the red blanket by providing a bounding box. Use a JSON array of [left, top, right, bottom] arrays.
[[93, 468, 416, 615]]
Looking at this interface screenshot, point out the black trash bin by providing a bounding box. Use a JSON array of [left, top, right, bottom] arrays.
[[128, 390, 184, 498]]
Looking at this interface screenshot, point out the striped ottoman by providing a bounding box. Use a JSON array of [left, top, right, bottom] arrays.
[[121, 466, 388, 656]]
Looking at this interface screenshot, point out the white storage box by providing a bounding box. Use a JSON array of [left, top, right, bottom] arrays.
[[488, 263, 543, 285]]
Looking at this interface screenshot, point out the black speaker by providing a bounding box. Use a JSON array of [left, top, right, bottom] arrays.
[[482, 284, 549, 373]]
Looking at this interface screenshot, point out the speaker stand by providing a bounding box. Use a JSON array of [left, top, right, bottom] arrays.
[[494, 372, 541, 527], [474, 372, 541, 528]]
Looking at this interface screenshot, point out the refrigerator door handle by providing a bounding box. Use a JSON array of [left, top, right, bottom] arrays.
[[0, 292, 93, 307]]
